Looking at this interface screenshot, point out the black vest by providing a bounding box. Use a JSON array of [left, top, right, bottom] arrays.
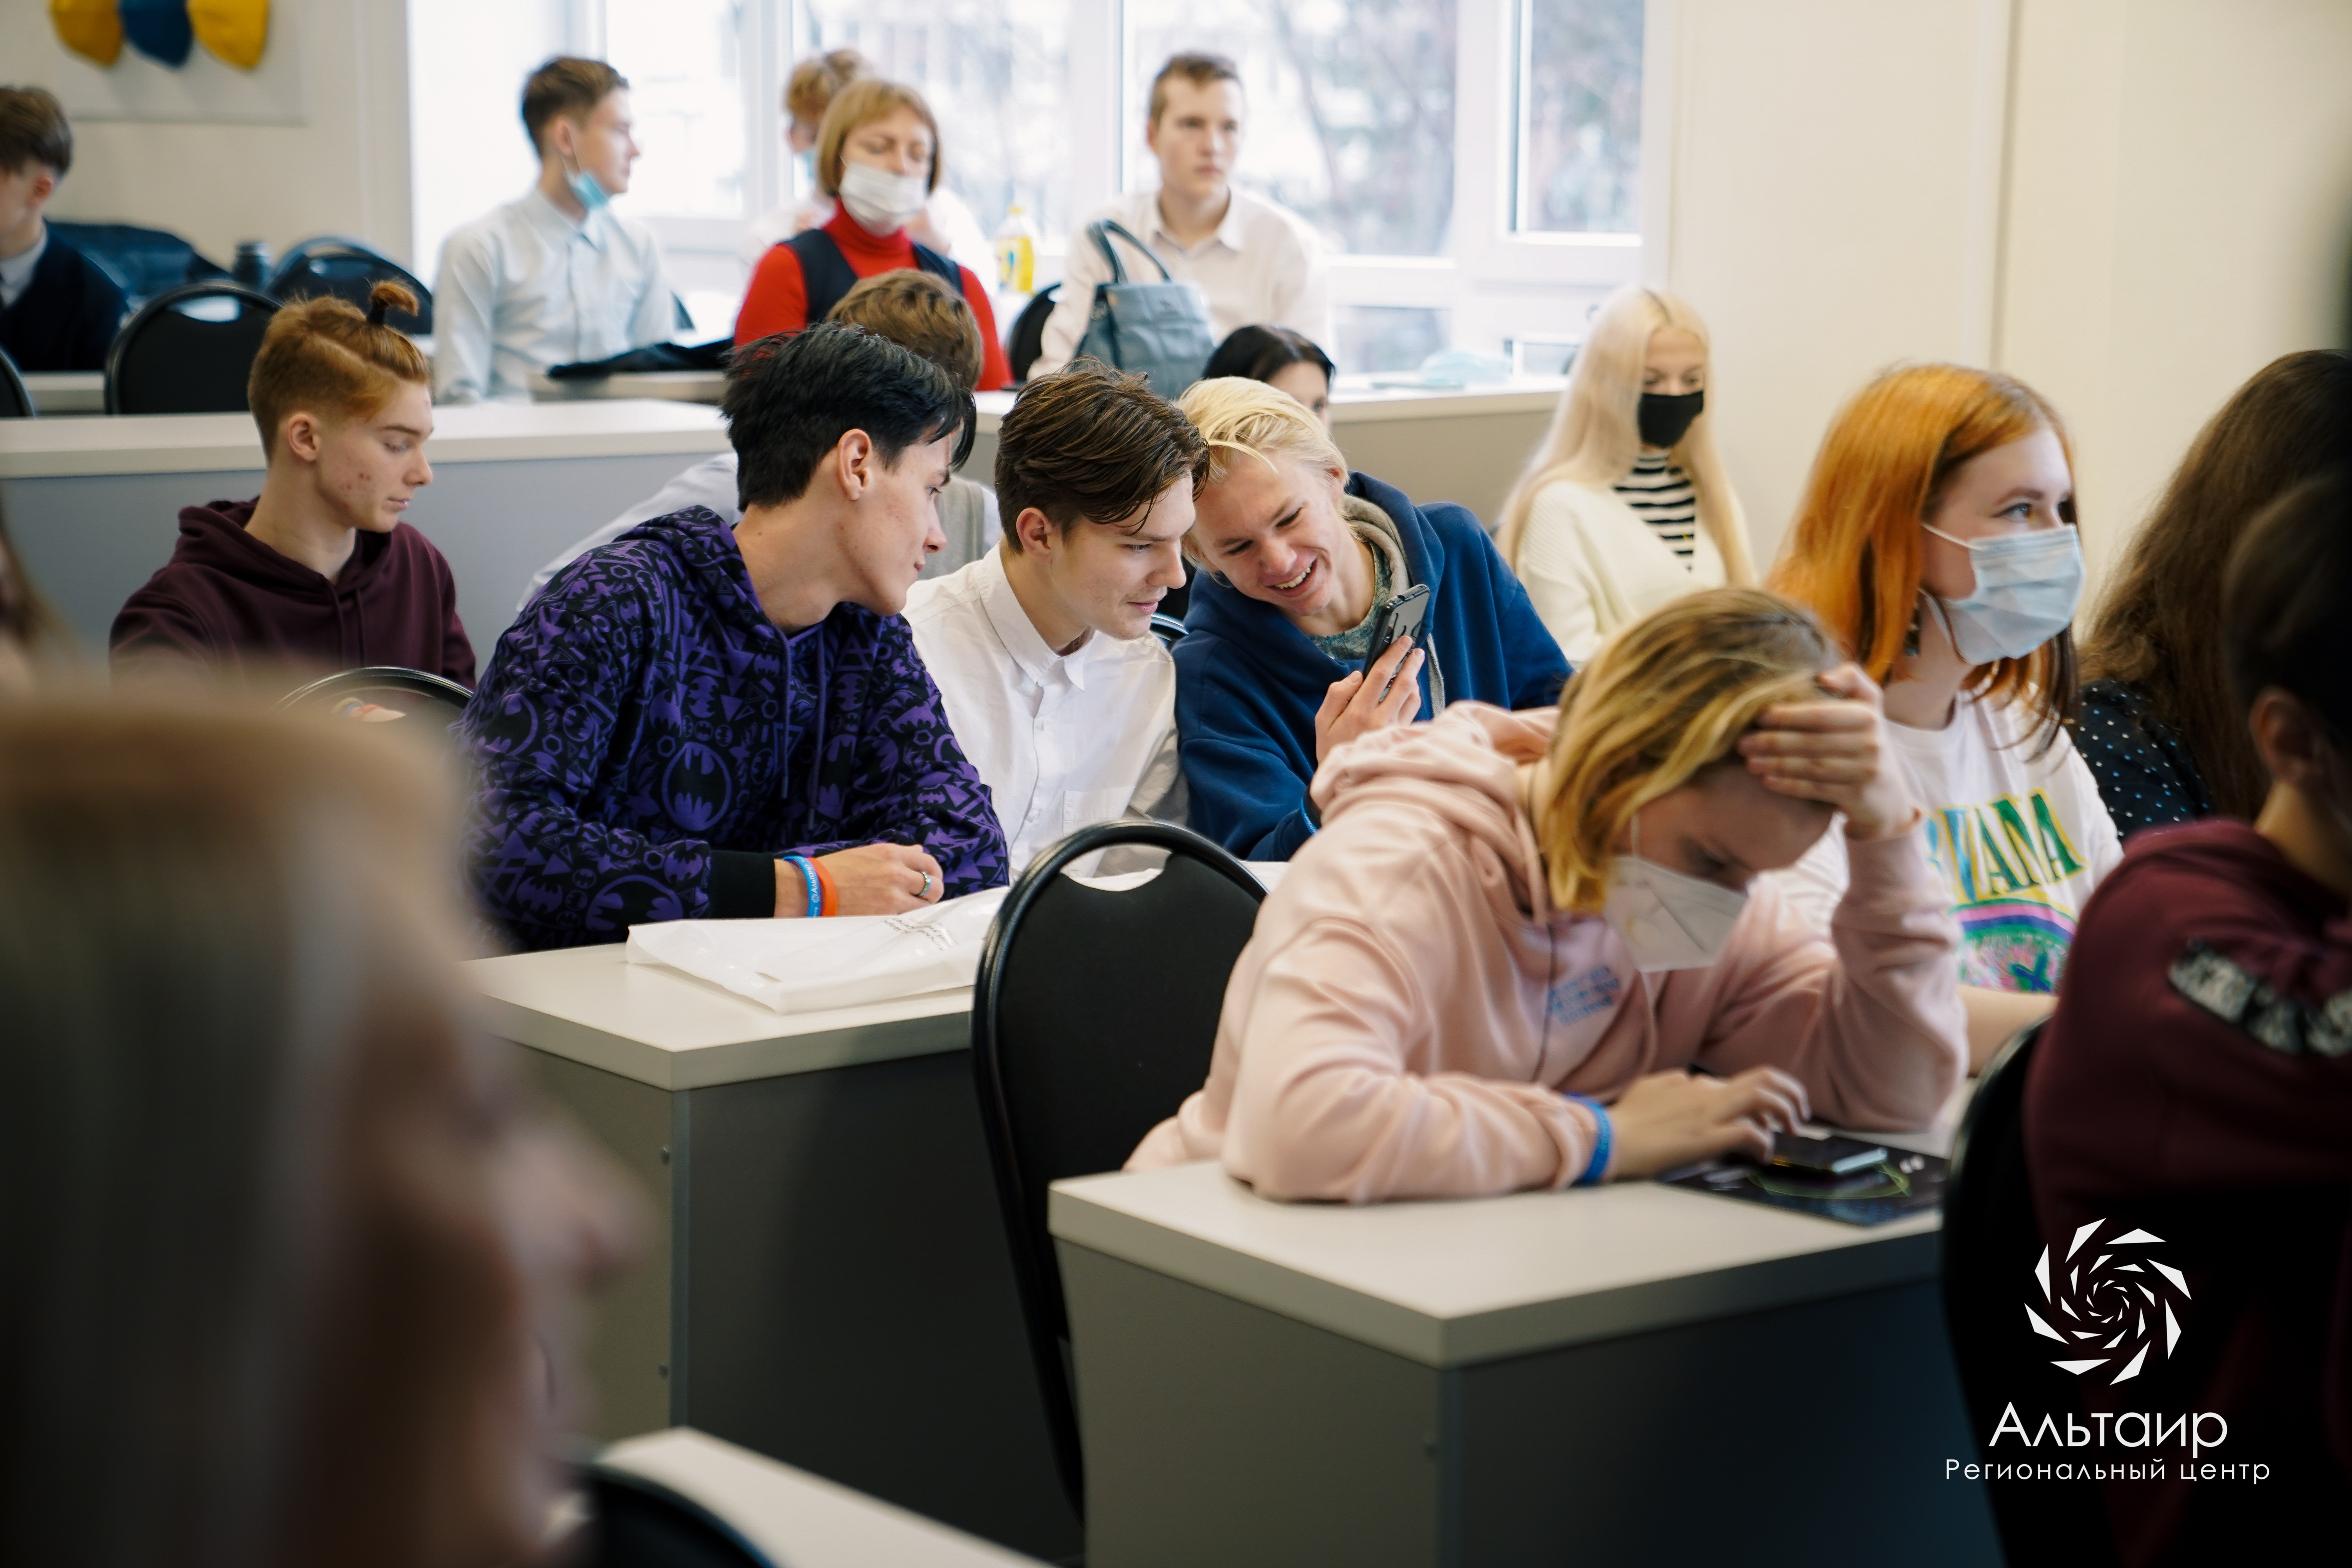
[[785, 229, 964, 326]]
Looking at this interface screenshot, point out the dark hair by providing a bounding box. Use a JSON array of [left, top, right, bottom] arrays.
[[248, 282, 430, 459], [521, 57, 627, 155], [0, 698, 534, 1568], [1203, 324, 1334, 388], [2222, 468, 2352, 741], [828, 270, 983, 396], [994, 362, 1208, 549], [2082, 351, 2352, 817], [0, 85, 72, 178], [724, 322, 975, 510], [1149, 52, 1243, 124]]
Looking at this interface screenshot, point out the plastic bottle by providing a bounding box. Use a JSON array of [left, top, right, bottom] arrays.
[[994, 204, 1037, 296]]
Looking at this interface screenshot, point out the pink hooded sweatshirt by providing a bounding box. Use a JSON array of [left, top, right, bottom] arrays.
[[1127, 704, 1968, 1202]]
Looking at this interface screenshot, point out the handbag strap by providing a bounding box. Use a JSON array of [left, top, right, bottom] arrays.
[[1086, 219, 1175, 285]]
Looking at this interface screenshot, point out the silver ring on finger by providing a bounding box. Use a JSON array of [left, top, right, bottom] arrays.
[[918, 870, 933, 900]]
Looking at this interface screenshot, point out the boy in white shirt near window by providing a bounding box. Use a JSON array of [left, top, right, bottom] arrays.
[[1032, 52, 1330, 378], [903, 363, 1208, 873], [432, 57, 677, 404]]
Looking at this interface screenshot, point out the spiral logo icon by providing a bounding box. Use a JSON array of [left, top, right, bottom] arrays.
[[2027, 1219, 2192, 1385]]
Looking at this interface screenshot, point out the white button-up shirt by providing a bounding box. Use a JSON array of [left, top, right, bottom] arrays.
[[431, 189, 675, 403], [903, 549, 1183, 874], [1034, 185, 1331, 376]]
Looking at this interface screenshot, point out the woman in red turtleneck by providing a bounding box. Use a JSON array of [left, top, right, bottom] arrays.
[[735, 78, 1011, 390]]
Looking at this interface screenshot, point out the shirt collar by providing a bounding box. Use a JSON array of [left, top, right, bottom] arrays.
[[0, 224, 47, 290], [522, 186, 607, 250], [976, 548, 1098, 691], [1139, 188, 1248, 255]]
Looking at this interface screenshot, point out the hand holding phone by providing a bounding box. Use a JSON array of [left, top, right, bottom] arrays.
[[1314, 633, 1425, 764], [1365, 584, 1432, 689]]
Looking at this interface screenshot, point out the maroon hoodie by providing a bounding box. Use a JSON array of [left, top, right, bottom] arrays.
[[2025, 818, 2352, 1563], [109, 499, 475, 686]]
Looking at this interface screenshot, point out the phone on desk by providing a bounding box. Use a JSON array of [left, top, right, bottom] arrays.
[[1363, 584, 1432, 700], [1767, 1131, 1889, 1175]]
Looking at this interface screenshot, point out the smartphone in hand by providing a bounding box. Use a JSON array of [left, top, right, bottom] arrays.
[[1363, 584, 1431, 700]]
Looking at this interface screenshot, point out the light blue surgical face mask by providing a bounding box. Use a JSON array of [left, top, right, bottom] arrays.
[[1922, 523, 2084, 664], [563, 155, 612, 213]]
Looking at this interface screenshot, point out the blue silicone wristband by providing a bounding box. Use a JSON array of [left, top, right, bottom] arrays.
[[1563, 1093, 1612, 1186], [782, 855, 820, 919]]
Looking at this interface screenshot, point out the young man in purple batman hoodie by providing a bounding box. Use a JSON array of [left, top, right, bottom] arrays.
[[459, 322, 1009, 951]]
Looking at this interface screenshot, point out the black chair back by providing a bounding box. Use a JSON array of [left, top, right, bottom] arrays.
[[276, 666, 474, 728], [1148, 612, 1186, 648], [49, 220, 226, 306], [0, 346, 33, 419], [269, 237, 433, 334], [1006, 281, 1061, 385], [104, 281, 282, 415], [971, 820, 1267, 1517], [580, 1466, 775, 1568], [1942, 1022, 2118, 1565]]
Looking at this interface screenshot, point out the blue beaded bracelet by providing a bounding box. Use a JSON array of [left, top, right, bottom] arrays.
[[1562, 1093, 1613, 1186], [782, 855, 820, 919]]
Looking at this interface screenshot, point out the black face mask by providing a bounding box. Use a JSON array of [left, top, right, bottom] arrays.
[[1638, 389, 1705, 450]]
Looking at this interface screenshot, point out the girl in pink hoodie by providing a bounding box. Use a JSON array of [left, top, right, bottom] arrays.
[[1130, 587, 1967, 1202]]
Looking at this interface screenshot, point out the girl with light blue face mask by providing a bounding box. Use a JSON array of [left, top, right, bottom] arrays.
[[1769, 365, 2127, 1076]]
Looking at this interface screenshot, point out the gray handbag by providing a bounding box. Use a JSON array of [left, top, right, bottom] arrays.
[[1069, 220, 1217, 397]]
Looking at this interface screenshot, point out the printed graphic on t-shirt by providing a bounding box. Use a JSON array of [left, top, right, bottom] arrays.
[[1920, 789, 2089, 994]]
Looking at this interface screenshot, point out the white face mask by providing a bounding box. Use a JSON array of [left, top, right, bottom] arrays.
[[1601, 812, 1751, 973], [837, 160, 930, 233], [1922, 523, 2084, 664]]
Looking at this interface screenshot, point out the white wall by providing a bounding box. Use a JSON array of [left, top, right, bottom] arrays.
[[4, 0, 415, 267], [1659, 0, 2352, 584]]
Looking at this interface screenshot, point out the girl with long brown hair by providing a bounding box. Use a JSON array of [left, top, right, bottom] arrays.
[[0, 697, 634, 1568], [2074, 349, 2352, 835], [1769, 364, 2122, 1069]]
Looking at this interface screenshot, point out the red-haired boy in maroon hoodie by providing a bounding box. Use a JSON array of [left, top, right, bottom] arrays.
[[110, 281, 473, 687]]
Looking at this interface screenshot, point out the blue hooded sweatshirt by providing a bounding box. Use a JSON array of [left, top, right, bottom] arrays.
[[1175, 471, 1570, 861]]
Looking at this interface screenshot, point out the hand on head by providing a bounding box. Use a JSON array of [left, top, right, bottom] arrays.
[[1600, 1066, 1811, 1179], [1736, 662, 1920, 840], [1313, 635, 1424, 765]]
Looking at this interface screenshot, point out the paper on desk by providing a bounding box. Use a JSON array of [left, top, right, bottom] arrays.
[[625, 887, 1010, 1014]]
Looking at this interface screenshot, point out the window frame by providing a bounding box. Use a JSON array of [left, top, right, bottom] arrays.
[[578, 0, 1666, 355]]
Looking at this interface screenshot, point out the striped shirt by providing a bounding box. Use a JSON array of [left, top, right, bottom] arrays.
[[1616, 452, 1698, 563]]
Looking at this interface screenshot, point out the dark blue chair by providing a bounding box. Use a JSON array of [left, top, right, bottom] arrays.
[[269, 237, 432, 334], [103, 281, 281, 415]]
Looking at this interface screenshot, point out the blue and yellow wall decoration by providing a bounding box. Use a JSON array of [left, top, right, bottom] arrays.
[[52, 0, 270, 72]]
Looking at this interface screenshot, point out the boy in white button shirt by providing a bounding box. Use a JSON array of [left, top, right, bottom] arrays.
[[1032, 52, 1329, 378], [432, 58, 677, 404], [903, 364, 1207, 873]]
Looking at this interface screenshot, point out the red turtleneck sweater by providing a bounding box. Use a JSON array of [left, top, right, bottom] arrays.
[[734, 209, 1010, 391]]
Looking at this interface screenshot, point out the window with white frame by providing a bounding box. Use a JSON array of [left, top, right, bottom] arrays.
[[410, 0, 1644, 368]]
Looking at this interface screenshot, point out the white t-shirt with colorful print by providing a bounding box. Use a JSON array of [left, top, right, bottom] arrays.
[[1768, 688, 2124, 994]]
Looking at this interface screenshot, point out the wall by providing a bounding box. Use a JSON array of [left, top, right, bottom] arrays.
[[4, 0, 416, 267], [406, 0, 572, 287], [1659, 0, 2352, 584]]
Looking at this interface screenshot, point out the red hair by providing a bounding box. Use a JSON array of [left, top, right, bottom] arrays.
[[1769, 363, 2079, 749]]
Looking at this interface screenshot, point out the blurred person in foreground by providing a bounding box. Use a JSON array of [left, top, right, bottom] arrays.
[[0, 695, 637, 1568]]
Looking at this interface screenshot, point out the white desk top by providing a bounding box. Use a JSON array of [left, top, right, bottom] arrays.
[[0, 397, 727, 479], [1051, 1083, 1971, 1369], [21, 371, 104, 415], [464, 942, 968, 1091], [598, 1428, 1044, 1566]]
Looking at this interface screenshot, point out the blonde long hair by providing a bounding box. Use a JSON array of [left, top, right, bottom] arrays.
[[1496, 285, 1754, 585], [1539, 588, 1837, 912]]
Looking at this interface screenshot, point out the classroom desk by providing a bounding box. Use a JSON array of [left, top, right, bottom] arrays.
[[461, 942, 1083, 1563], [598, 1428, 1047, 1566], [20, 371, 105, 415], [1, 380, 1557, 675], [1050, 1104, 2000, 1568]]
